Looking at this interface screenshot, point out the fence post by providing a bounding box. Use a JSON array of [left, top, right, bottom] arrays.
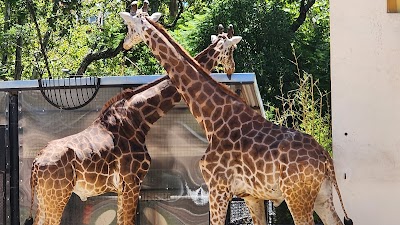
[[8, 93, 19, 225], [225, 200, 231, 225], [0, 125, 6, 225]]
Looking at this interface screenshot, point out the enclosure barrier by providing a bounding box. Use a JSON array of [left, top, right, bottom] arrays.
[[0, 73, 266, 225]]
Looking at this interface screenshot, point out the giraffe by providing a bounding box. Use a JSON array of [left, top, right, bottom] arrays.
[[24, 18, 241, 225], [119, 6, 353, 225]]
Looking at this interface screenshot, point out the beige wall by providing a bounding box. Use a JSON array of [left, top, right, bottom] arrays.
[[331, 0, 400, 224]]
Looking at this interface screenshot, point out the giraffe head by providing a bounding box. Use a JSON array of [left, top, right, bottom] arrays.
[[121, 1, 162, 50], [120, 9, 242, 76], [210, 24, 242, 77]]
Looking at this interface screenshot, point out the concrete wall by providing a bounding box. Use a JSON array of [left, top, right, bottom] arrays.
[[331, 0, 400, 224]]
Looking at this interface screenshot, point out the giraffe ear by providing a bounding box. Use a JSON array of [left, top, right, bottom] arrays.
[[224, 36, 242, 48], [230, 36, 242, 45], [211, 35, 218, 43], [119, 12, 134, 25], [149, 12, 162, 22]]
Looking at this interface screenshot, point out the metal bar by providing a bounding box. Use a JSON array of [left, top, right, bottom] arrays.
[[225, 200, 231, 225], [8, 93, 19, 225], [253, 77, 266, 117], [0, 73, 256, 91], [0, 125, 5, 174], [0, 125, 6, 225]]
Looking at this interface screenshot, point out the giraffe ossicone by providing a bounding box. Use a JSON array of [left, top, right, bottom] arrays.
[[119, 5, 353, 225]]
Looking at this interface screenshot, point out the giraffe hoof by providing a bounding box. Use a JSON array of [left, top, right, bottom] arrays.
[[344, 217, 353, 225], [23, 217, 33, 225]]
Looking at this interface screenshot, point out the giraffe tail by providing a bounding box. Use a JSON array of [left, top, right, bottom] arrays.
[[326, 154, 353, 225], [24, 162, 38, 225]]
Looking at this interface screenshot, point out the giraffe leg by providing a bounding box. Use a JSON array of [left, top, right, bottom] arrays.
[[116, 152, 150, 225], [115, 152, 150, 225], [281, 182, 317, 225], [207, 186, 232, 225], [284, 196, 315, 225], [199, 148, 233, 225], [32, 164, 75, 225], [34, 181, 72, 225], [116, 184, 141, 225], [314, 179, 343, 225], [243, 197, 267, 225], [33, 196, 45, 225]]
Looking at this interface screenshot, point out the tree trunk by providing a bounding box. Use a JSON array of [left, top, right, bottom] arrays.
[[291, 0, 316, 32], [14, 15, 23, 80], [26, 0, 52, 78], [165, 0, 184, 29], [43, 0, 60, 48], [2, 0, 10, 65], [169, 0, 177, 17]]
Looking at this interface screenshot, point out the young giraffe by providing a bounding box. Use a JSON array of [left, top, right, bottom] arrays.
[[120, 7, 353, 225], [24, 20, 241, 225]]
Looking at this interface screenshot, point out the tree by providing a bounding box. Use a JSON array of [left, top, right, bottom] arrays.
[[0, 0, 30, 80], [181, 0, 330, 110]]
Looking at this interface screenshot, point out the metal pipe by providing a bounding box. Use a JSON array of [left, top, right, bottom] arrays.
[[8, 93, 19, 225]]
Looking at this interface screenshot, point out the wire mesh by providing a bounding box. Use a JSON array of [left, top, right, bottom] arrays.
[[229, 199, 253, 225]]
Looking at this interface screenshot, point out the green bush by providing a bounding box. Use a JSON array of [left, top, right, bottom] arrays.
[[266, 47, 332, 154]]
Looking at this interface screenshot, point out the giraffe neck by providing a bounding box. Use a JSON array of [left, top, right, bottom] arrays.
[[99, 78, 180, 143], [143, 18, 258, 139], [194, 41, 220, 73], [97, 39, 225, 143]]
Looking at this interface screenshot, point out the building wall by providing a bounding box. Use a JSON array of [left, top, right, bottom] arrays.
[[331, 1, 400, 225]]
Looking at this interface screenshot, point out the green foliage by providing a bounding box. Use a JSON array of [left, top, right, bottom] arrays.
[[266, 47, 332, 153], [185, 0, 330, 109], [0, 0, 331, 98], [39, 0, 127, 77], [125, 43, 165, 75], [293, 0, 331, 92], [171, 11, 209, 55]]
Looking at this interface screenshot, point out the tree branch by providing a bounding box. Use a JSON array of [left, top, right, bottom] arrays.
[[26, 0, 52, 78], [76, 40, 124, 75], [43, 0, 60, 48], [2, 1, 10, 66], [75, 1, 133, 76], [164, 0, 184, 29], [290, 0, 315, 32], [76, 0, 183, 75]]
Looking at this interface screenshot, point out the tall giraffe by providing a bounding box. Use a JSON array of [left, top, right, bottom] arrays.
[[24, 19, 241, 225], [119, 7, 353, 225]]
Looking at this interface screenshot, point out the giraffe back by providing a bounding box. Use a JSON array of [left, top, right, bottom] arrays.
[[98, 77, 181, 143]]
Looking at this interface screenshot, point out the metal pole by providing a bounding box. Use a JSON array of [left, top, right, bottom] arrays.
[[225, 200, 231, 225], [8, 93, 19, 225], [0, 125, 6, 225]]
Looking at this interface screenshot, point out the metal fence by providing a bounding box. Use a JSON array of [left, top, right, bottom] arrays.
[[0, 74, 273, 225]]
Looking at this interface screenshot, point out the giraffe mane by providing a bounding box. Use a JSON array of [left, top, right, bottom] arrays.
[[99, 75, 170, 115], [145, 17, 246, 104]]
